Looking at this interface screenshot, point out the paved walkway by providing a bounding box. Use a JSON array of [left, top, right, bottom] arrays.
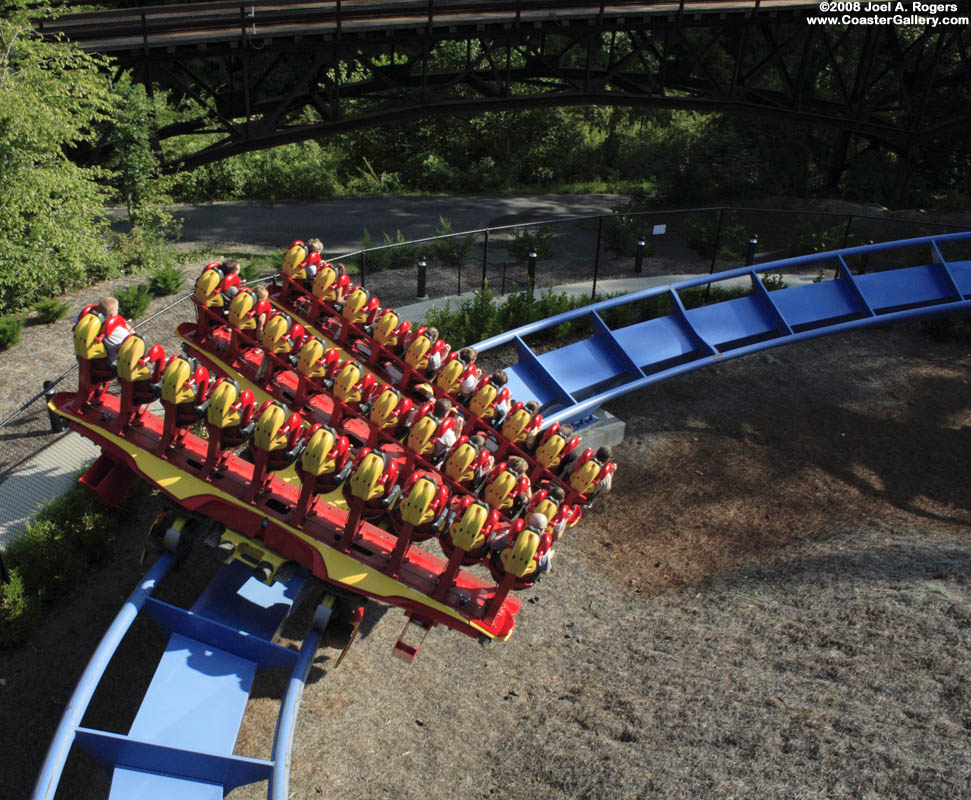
[[166, 194, 621, 253], [0, 432, 100, 550]]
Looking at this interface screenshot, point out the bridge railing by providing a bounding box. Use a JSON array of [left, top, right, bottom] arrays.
[[40, 0, 811, 50]]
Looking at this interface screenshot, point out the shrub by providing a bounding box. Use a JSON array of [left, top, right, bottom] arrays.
[[360, 228, 421, 273], [116, 283, 153, 319], [6, 519, 86, 604], [0, 570, 42, 648], [0, 477, 150, 647], [0, 314, 25, 351], [686, 216, 746, 262], [426, 283, 600, 348], [507, 225, 556, 264], [33, 298, 69, 324], [148, 264, 185, 297], [240, 260, 272, 283], [432, 218, 476, 267], [602, 214, 654, 258]]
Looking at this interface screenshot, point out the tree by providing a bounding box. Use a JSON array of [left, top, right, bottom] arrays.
[[0, 1, 117, 313], [105, 77, 181, 272]]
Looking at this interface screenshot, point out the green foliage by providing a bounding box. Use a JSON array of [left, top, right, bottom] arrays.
[[148, 264, 185, 297], [790, 218, 853, 255], [32, 298, 69, 324], [602, 214, 655, 258], [425, 283, 601, 347], [426, 284, 497, 347], [686, 217, 746, 262], [116, 283, 153, 319], [426, 278, 762, 349], [0, 570, 42, 648], [171, 139, 343, 204], [432, 218, 476, 266], [0, 3, 117, 313], [0, 314, 25, 350], [240, 260, 273, 283], [0, 478, 149, 647], [7, 519, 86, 603], [507, 226, 556, 264], [345, 156, 403, 196], [761, 273, 787, 292], [106, 79, 174, 231], [360, 228, 421, 273]]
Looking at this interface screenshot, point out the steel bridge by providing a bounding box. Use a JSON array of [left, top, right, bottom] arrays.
[[42, 0, 971, 180]]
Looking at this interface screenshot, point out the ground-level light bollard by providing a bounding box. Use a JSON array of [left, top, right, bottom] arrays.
[[634, 237, 646, 274], [745, 234, 758, 267], [527, 249, 537, 298], [417, 257, 428, 298]]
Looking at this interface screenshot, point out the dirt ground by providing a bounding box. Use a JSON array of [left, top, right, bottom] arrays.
[[1, 322, 969, 800]]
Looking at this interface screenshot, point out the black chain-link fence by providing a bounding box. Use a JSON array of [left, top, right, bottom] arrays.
[[340, 207, 967, 315], [1, 206, 965, 551]]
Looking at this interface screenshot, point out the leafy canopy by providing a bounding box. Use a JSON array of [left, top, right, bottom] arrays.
[[0, 1, 116, 313]]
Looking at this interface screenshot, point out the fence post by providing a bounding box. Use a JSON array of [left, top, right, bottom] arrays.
[[360, 250, 367, 288], [481, 229, 489, 291], [709, 208, 725, 273], [745, 234, 758, 267], [859, 241, 874, 274], [527, 249, 537, 298], [592, 215, 603, 301], [417, 257, 428, 298], [634, 236, 646, 274], [841, 215, 854, 249]]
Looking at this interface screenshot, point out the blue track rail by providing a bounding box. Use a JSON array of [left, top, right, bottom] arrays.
[[31, 537, 326, 800], [473, 232, 971, 427]]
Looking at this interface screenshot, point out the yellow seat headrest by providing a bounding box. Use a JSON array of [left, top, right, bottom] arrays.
[[500, 529, 540, 578]]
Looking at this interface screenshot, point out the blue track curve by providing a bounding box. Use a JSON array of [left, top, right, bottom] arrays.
[[472, 232, 971, 428], [31, 538, 324, 800]]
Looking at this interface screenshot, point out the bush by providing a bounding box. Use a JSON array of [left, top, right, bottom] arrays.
[[240, 260, 273, 283], [116, 283, 153, 319], [507, 226, 556, 264], [602, 214, 654, 258], [0, 314, 25, 350], [0, 478, 149, 647], [432, 218, 476, 267], [0, 570, 42, 648], [425, 283, 599, 348], [686, 216, 746, 262], [360, 228, 421, 273], [148, 264, 185, 297], [32, 298, 70, 324]]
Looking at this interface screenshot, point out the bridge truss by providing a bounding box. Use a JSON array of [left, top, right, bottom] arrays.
[[43, 0, 971, 177]]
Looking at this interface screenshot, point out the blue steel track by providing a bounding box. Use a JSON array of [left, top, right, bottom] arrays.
[[473, 232, 971, 428]]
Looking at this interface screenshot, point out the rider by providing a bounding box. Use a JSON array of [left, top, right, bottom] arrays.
[[219, 260, 243, 304], [100, 296, 134, 366], [301, 238, 324, 287]]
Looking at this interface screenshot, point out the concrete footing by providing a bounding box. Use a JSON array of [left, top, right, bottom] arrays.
[[566, 408, 626, 452]]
